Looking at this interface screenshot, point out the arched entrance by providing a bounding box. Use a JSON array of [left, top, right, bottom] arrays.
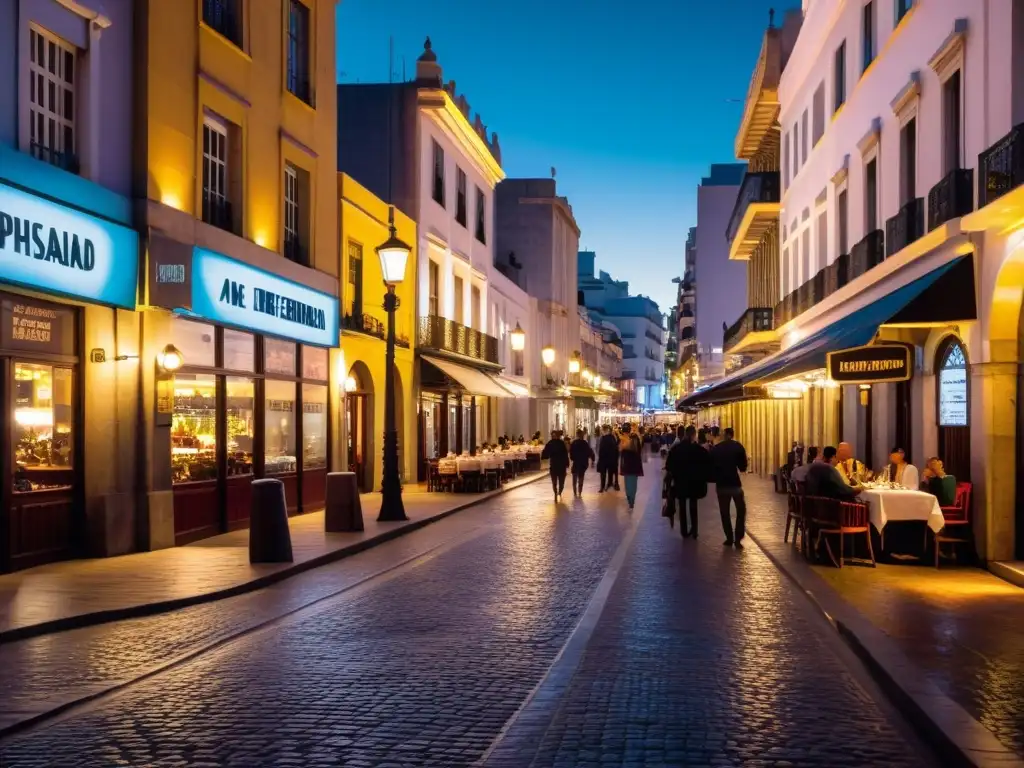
[[345, 362, 374, 493], [935, 335, 970, 481]]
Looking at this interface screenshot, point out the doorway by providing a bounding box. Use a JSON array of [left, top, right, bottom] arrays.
[[345, 362, 373, 492]]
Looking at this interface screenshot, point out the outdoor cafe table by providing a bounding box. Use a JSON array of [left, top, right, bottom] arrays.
[[858, 485, 945, 534]]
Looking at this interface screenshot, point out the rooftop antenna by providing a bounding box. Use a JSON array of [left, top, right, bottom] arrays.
[[388, 35, 394, 205]]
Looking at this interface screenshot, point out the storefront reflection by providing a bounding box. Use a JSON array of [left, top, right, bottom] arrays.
[[171, 374, 218, 484], [13, 362, 73, 492]]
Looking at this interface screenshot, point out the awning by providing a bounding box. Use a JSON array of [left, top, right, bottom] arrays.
[[574, 395, 598, 409], [491, 375, 531, 398], [421, 355, 513, 398], [680, 257, 969, 408]]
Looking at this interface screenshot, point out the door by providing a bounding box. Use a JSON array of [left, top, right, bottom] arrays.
[[346, 393, 370, 492]]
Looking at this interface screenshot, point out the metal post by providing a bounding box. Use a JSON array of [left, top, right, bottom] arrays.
[[378, 284, 407, 521]]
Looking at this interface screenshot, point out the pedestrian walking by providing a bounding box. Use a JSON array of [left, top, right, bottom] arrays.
[[710, 427, 748, 548], [665, 424, 710, 539], [596, 424, 620, 492], [618, 423, 644, 511], [541, 430, 570, 501], [570, 429, 596, 497]]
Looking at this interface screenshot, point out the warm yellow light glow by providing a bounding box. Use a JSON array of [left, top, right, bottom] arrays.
[[582, 369, 594, 381], [161, 193, 183, 210], [344, 375, 358, 393], [569, 355, 581, 375], [14, 408, 53, 427], [510, 322, 526, 352], [254, 232, 268, 248], [541, 346, 556, 367], [593, 375, 602, 388], [157, 344, 184, 372]]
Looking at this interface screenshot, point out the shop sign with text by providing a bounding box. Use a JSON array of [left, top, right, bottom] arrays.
[[826, 344, 912, 384], [0, 295, 76, 356], [186, 248, 339, 347], [0, 182, 138, 309]]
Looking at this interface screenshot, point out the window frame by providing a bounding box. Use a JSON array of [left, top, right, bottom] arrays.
[[428, 259, 440, 316], [27, 25, 77, 172], [202, 113, 230, 229], [862, 1, 876, 75], [834, 41, 847, 113], [286, 0, 312, 105], [432, 140, 446, 208], [474, 186, 487, 244]]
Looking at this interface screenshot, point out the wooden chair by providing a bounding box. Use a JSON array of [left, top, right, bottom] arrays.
[[931, 482, 973, 568], [437, 459, 459, 493], [815, 500, 875, 568], [426, 460, 440, 492], [784, 491, 805, 548]]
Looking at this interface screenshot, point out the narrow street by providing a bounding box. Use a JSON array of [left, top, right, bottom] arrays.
[[0, 476, 937, 767]]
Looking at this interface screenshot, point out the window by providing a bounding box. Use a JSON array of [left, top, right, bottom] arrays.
[[513, 349, 524, 377], [13, 363, 74, 488], [865, 158, 878, 231], [28, 27, 77, 172], [801, 110, 809, 164], [834, 42, 847, 112], [471, 285, 481, 330], [171, 374, 218, 484], [801, 228, 811, 285], [837, 188, 849, 255], [937, 340, 968, 427], [283, 163, 308, 265], [895, 0, 913, 25], [816, 210, 828, 271], [812, 83, 825, 146], [347, 241, 363, 317], [264, 379, 296, 475], [454, 275, 464, 324], [202, 0, 242, 48], [225, 377, 255, 475], [302, 383, 328, 469], [783, 132, 790, 188], [791, 238, 799, 294], [302, 346, 329, 381], [171, 318, 217, 367], [862, 1, 875, 74], [900, 117, 917, 204], [792, 123, 800, 178], [943, 71, 962, 173], [202, 115, 233, 232], [432, 140, 445, 207], [265, 338, 297, 375], [223, 329, 255, 371], [455, 167, 467, 226], [475, 187, 487, 244], [287, 0, 312, 105], [428, 260, 440, 316], [782, 246, 790, 295]]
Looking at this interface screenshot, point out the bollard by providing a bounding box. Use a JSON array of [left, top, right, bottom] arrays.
[[249, 478, 293, 563], [325, 471, 364, 532]]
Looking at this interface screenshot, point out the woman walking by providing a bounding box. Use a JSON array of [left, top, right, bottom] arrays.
[[618, 423, 644, 511]]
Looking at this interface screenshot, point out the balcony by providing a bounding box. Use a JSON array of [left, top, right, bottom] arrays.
[[849, 230, 885, 280], [824, 253, 849, 296], [29, 142, 79, 175], [644, 349, 660, 361], [418, 315, 498, 365], [283, 235, 307, 266], [202, 0, 243, 48], [734, 27, 784, 159], [726, 171, 781, 261], [645, 330, 662, 343], [202, 193, 238, 235], [928, 168, 974, 231], [885, 198, 925, 257], [979, 123, 1024, 209], [723, 307, 775, 354], [343, 313, 410, 348]]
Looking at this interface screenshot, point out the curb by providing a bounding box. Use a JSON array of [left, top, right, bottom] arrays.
[[0, 473, 545, 645], [747, 528, 1024, 768]]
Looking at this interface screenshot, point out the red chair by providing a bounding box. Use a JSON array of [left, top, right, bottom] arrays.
[[815, 500, 875, 568], [931, 482, 972, 568]]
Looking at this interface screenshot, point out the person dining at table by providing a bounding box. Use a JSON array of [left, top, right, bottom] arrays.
[[881, 447, 919, 489], [806, 446, 861, 499], [920, 457, 957, 506], [836, 441, 870, 485]]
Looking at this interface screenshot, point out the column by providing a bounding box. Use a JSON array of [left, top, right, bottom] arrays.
[[970, 360, 1017, 561]]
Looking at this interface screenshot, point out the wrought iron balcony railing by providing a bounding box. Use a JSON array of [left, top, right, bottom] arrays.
[[29, 142, 80, 174], [849, 229, 885, 281], [928, 168, 974, 230], [885, 198, 925, 257], [418, 314, 498, 364], [726, 171, 781, 244], [723, 307, 774, 352], [344, 312, 410, 348], [979, 123, 1024, 209], [202, 193, 238, 235]]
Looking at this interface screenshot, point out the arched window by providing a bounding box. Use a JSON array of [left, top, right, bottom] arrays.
[[937, 338, 968, 427]]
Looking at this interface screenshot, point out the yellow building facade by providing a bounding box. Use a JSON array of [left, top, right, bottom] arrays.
[[136, 0, 342, 547], [338, 174, 418, 492]]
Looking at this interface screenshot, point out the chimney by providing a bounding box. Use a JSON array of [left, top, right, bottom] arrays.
[[415, 37, 442, 87]]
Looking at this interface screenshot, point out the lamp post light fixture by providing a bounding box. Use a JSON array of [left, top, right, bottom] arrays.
[[541, 346, 556, 367], [376, 206, 411, 522], [568, 352, 581, 375], [157, 344, 184, 372], [593, 374, 602, 389], [510, 322, 526, 352]]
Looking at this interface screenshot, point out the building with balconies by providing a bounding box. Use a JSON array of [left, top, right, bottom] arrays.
[[681, 0, 1024, 563]]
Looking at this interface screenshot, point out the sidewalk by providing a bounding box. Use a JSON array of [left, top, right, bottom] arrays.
[[0, 473, 543, 642], [741, 476, 1024, 766]]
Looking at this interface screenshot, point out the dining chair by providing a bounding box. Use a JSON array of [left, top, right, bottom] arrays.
[[815, 500, 875, 568], [931, 482, 973, 568], [784, 491, 805, 547]]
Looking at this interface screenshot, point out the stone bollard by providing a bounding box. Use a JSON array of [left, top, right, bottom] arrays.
[[325, 472, 364, 533], [249, 478, 293, 563]]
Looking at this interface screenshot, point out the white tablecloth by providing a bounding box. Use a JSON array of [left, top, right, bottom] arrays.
[[860, 488, 945, 533]]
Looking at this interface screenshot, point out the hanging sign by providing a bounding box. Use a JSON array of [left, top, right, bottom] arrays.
[[826, 344, 912, 384], [0, 182, 138, 309]]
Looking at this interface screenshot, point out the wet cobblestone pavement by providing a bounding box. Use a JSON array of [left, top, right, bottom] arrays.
[[0, 475, 936, 766]]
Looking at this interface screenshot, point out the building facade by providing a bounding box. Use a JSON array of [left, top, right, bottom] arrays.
[[138, 0, 341, 546], [495, 177, 581, 436]]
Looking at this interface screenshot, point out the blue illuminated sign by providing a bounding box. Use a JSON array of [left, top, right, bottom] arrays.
[[187, 247, 339, 347], [0, 182, 139, 309]]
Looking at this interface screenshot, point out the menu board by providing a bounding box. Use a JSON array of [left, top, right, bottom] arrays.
[[1, 295, 75, 356], [939, 366, 968, 426]]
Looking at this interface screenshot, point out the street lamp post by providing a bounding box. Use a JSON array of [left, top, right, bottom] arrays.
[[376, 206, 411, 522]]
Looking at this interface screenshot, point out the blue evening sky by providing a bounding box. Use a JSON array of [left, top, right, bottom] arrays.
[[336, 0, 787, 313]]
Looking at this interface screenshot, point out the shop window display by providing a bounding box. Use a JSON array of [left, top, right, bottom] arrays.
[[226, 377, 255, 475], [302, 345, 328, 381], [13, 362, 73, 492], [171, 374, 218, 483], [302, 383, 328, 470], [223, 329, 255, 372], [265, 378, 297, 474], [171, 318, 216, 367]]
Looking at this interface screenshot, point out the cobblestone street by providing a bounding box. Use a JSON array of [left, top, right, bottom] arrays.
[[0, 475, 937, 767]]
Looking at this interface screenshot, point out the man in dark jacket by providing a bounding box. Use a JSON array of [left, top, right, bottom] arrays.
[[569, 429, 596, 497], [666, 424, 710, 538], [710, 427, 749, 548], [806, 446, 860, 499], [541, 430, 570, 501], [596, 425, 619, 492]]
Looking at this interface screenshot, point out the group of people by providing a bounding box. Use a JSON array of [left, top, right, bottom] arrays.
[[539, 423, 649, 508], [788, 441, 957, 504]]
